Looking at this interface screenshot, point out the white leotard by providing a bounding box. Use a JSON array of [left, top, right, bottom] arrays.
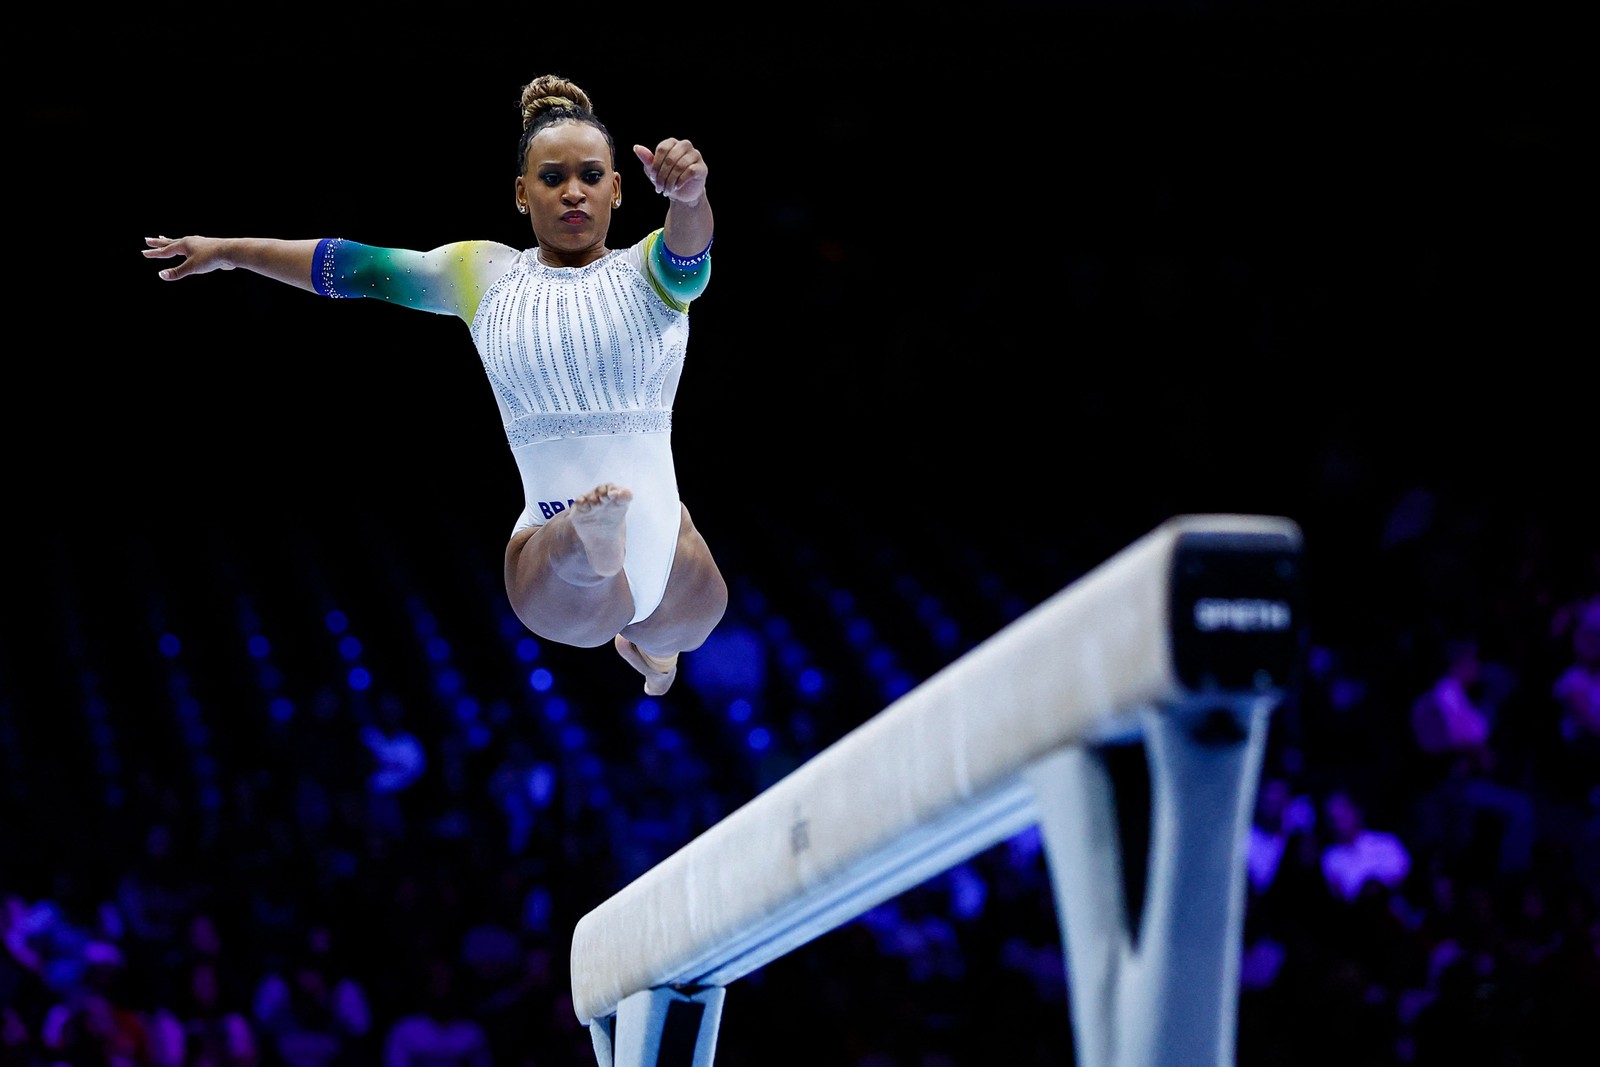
[[474, 244, 689, 623], [313, 231, 704, 623]]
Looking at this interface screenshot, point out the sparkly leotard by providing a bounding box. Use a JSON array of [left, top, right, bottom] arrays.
[[312, 230, 710, 623]]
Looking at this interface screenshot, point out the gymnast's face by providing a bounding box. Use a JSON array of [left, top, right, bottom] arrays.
[[515, 121, 621, 267]]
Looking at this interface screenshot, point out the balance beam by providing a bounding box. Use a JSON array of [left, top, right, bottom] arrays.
[[571, 513, 1304, 1067]]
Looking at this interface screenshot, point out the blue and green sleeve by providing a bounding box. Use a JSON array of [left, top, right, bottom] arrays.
[[312, 237, 518, 321]]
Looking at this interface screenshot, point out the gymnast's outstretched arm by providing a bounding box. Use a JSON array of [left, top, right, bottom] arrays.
[[142, 235, 320, 290]]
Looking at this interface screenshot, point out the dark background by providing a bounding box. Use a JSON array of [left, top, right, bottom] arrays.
[[21, 0, 1587, 547], [20, 1, 1584, 556], [17, 0, 1582, 708], [7, 3, 1592, 1064]]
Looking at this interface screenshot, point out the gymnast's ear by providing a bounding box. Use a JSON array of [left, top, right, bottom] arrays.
[[514, 176, 528, 215]]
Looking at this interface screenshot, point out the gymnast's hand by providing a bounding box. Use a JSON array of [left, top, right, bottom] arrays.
[[633, 139, 708, 205], [142, 235, 234, 281]]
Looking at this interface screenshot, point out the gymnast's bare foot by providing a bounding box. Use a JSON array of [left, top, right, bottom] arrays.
[[570, 483, 631, 578], [614, 635, 680, 696]]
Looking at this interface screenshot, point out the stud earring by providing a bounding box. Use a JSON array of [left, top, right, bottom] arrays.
[[613, 198, 621, 208], [517, 204, 527, 214]]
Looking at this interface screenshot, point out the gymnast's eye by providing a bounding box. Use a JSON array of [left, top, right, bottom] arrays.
[[582, 169, 605, 184]]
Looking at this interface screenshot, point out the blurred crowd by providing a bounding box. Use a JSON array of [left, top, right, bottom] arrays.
[[3, 482, 1598, 1066]]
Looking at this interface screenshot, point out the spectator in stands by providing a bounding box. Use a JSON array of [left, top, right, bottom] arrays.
[[381, 959, 493, 1067], [1247, 774, 1318, 899], [0, 1004, 33, 1067], [1408, 636, 1537, 879], [1320, 788, 1412, 904], [173, 958, 260, 1066], [38, 964, 150, 1067], [359, 691, 429, 843], [2, 884, 123, 1000], [1552, 594, 1600, 798], [252, 923, 372, 1066]]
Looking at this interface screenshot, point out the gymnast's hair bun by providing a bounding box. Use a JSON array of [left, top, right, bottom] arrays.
[[519, 74, 594, 129]]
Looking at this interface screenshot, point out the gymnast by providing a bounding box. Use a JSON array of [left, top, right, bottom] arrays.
[[142, 73, 727, 696]]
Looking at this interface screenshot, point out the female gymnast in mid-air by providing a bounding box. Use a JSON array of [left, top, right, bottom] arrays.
[[143, 73, 727, 697]]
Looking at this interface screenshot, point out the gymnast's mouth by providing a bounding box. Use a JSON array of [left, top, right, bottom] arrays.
[[561, 211, 590, 222]]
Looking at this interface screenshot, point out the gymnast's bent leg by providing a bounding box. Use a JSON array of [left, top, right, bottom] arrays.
[[615, 502, 728, 695]]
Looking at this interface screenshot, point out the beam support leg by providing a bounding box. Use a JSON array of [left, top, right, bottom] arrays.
[[1025, 695, 1274, 1067], [590, 985, 726, 1067]]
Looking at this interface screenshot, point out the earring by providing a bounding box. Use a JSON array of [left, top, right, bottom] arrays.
[[517, 204, 527, 214], [613, 198, 621, 209]]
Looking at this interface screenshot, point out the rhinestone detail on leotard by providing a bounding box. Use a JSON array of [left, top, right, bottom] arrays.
[[472, 248, 687, 451], [504, 409, 672, 447], [314, 238, 347, 298]]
